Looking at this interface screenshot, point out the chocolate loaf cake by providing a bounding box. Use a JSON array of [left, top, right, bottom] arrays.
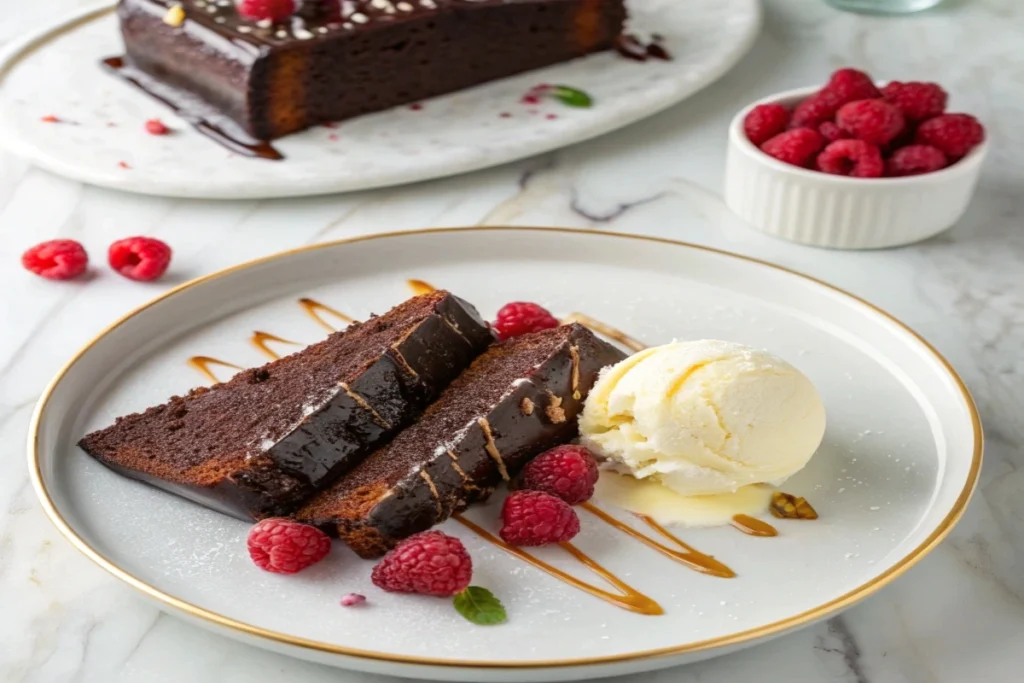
[[296, 323, 626, 558], [80, 291, 494, 520], [110, 0, 628, 150]]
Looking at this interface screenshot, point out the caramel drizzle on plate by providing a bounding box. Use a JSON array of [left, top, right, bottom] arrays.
[[182, 283, 796, 614], [407, 279, 437, 295], [731, 514, 779, 537], [582, 504, 735, 578], [298, 297, 354, 332], [250, 331, 301, 360], [186, 356, 244, 384], [562, 312, 647, 353], [454, 514, 664, 616], [187, 299, 354, 382]]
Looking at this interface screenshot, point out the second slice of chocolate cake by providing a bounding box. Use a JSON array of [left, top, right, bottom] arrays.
[[296, 323, 626, 558], [79, 291, 493, 520]]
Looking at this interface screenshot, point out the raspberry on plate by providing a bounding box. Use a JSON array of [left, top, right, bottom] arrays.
[[520, 445, 599, 505], [743, 103, 790, 146], [789, 90, 842, 129], [500, 490, 581, 546], [108, 236, 172, 281], [915, 113, 985, 159], [836, 99, 905, 146], [493, 302, 559, 341], [247, 518, 331, 574], [881, 81, 947, 122], [823, 68, 882, 104], [21, 239, 88, 280], [237, 0, 296, 21], [815, 139, 884, 178], [145, 119, 169, 135], [818, 121, 851, 143], [371, 531, 473, 597], [760, 128, 825, 167], [886, 144, 948, 177]]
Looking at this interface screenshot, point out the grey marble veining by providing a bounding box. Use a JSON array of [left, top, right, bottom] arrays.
[[2, 0, 1023, 681]]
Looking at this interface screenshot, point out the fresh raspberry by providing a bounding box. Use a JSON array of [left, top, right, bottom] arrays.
[[520, 445, 599, 505], [108, 237, 172, 281], [499, 490, 581, 546], [145, 119, 169, 135], [881, 81, 947, 121], [915, 113, 985, 159], [789, 90, 842, 129], [237, 0, 295, 21], [743, 103, 790, 146], [823, 68, 882, 104], [760, 128, 824, 167], [247, 518, 331, 574], [836, 99, 905, 146], [493, 302, 559, 341], [885, 121, 917, 152], [21, 240, 89, 280], [815, 139, 884, 178], [886, 144, 948, 177], [818, 121, 851, 143], [371, 531, 473, 597]]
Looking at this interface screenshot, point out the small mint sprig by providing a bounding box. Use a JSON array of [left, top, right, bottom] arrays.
[[453, 586, 507, 626], [549, 85, 594, 108], [523, 84, 595, 109]]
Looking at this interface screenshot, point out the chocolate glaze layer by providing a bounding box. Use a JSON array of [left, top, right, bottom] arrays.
[[79, 291, 494, 520], [297, 323, 626, 558], [110, 0, 628, 155], [264, 294, 494, 487]]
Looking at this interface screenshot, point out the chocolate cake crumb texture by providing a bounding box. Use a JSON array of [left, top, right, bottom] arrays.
[[79, 291, 492, 520]]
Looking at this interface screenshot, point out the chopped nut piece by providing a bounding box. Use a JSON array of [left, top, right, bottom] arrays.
[[520, 397, 534, 416], [163, 4, 186, 26], [544, 392, 566, 424], [770, 492, 818, 520]]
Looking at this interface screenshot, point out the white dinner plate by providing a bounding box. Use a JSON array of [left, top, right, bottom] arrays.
[[30, 228, 981, 682], [0, 0, 760, 199]]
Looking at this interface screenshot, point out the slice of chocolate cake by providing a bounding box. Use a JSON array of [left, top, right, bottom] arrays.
[[107, 0, 628, 154], [80, 291, 494, 520], [296, 323, 626, 558]]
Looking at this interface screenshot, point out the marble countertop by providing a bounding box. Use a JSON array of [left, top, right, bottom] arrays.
[[2, 1, 1022, 681]]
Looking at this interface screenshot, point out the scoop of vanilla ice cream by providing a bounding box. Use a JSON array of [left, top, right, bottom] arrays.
[[580, 340, 826, 497]]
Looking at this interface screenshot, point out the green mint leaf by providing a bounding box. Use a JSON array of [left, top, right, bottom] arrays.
[[551, 85, 594, 108], [453, 586, 507, 626]]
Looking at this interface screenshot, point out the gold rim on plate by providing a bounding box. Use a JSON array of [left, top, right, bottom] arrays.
[[28, 227, 983, 671]]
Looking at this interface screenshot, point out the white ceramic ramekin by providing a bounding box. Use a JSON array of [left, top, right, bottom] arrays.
[[724, 85, 988, 249]]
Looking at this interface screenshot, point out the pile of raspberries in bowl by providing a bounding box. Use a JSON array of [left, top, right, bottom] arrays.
[[743, 68, 985, 178], [724, 68, 988, 249]]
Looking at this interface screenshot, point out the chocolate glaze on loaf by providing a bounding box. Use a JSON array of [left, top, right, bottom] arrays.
[[80, 291, 494, 520], [296, 323, 626, 558], [110, 0, 628, 153]]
